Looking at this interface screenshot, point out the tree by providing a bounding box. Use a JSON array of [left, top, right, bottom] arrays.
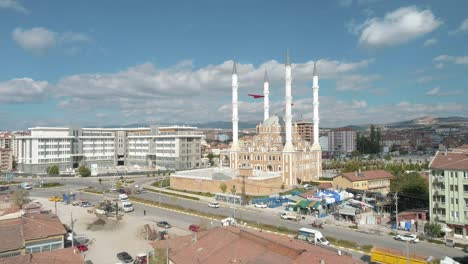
[[391, 172, 429, 211], [351, 150, 361, 159], [12, 189, 29, 208], [47, 165, 60, 175], [230, 185, 237, 195], [207, 153, 215, 166], [219, 182, 227, 193], [115, 180, 122, 190], [78, 165, 91, 177], [424, 222, 442, 238]]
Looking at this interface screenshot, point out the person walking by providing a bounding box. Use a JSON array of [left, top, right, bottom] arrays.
[[143, 209, 146, 216]]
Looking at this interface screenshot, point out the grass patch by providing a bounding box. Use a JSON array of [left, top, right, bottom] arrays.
[[279, 188, 303, 196], [82, 187, 104, 195], [151, 178, 170, 188], [166, 187, 215, 197], [326, 236, 372, 252], [318, 177, 333, 181], [0, 181, 20, 185], [349, 224, 358, 229], [388, 231, 397, 236], [38, 182, 64, 188], [426, 239, 444, 245], [144, 187, 200, 201]]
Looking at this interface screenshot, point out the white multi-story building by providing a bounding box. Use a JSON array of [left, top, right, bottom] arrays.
[[328, 128, 357, 153], [429, 145, 468, 240], [16, 126, 202, 174]]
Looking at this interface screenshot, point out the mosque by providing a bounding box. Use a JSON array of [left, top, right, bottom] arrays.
[[170, 51, 322, 195]]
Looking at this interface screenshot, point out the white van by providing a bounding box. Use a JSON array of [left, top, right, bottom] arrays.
[[297, 227, 329, 245], [118, 194, 128, 201], [120, 201, 134, 213]]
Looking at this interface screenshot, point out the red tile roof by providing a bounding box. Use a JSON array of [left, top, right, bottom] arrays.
[[0, 248, 85, 264], [341, 170, 395, 182], [0, 224, 23, 252], [430, 150, 468, 170], [21, 214, 66, 240], [317, 182, 332, 190], [151, 226, 364, 264]]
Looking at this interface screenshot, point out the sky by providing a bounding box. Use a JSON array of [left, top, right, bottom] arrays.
[[0, 0, 467, 130]]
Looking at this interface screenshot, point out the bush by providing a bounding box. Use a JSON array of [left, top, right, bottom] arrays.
[[46, 165, 60, 175], [78, 165, 91, 177], [39, 182, 63, 188]]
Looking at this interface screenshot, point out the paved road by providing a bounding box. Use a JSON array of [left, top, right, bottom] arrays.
[[24, 183, 468, 260]]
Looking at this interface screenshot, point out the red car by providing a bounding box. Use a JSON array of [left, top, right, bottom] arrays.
[[188, 224, 200, 232], [76, 244, 88, 252]]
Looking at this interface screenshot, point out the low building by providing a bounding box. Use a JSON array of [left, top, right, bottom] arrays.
[[429, 145, 468, 240], [0, 213, 67, 258], [332, 170, 395, 194], [151, 226, 363, 264], [0, 248, 85, 264], [170, 167, 284, 196]]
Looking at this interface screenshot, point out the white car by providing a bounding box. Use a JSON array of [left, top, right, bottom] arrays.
[[254, 203, 268, 208], [134, 184, 140, 189], [394, 233, 419, 243], [208, 202, 220, 208]]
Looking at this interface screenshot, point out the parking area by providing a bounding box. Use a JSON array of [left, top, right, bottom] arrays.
[[33, 195, 191, 264]]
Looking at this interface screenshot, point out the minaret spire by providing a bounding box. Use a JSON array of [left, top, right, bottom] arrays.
[[263, 70, 269, 121], [284, 49, 294, 152], [312, 61, 321, 151], [231, 61, 240, 151]]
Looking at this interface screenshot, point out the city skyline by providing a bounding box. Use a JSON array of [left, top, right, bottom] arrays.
[[1, 0, 467, 130]]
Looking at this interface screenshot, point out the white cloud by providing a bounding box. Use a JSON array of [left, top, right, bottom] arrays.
[[423, 38, 437, 47], [12, 27, 91, 55], [52, 58, 374, 124], [435, 63, 444, 69], [351, 100, 368, 108], [426, 86, 463, 96], [356, 6, 442, 47], [335, 74, 380, 91], [0, 78, 49, 103], [434, 55, 468, 65], [416, 76, 433, 83], [12, 27, 56, 54], [449, 18, 468, 35], [339, 0, 380, 7], [0, 0, 29, 14]]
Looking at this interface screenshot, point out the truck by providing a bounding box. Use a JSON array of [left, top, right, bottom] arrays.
[[370, 247, 435, 264], [297, 228, 329, 245], [120, 201, 134, 213], [280, 212, 301, 221]]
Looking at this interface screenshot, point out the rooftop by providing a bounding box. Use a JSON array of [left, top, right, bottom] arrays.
[[340, 170, 395, 182], [174, 167, 280, 180], [430, 148, 468, 170], [0, 248, 85, 264], [0, 213, 66, 243], [151, 226, 363, 264]]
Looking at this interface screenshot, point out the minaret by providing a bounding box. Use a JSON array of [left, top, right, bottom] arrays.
[[283, 49, 294, 152], [231, 61, 240, 151], [312, 61, 321, 150], [263, 70, 269, 121]]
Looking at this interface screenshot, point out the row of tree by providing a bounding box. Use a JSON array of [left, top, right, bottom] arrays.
[[356, 125, 382, 154], [46, 164, 90, 177]]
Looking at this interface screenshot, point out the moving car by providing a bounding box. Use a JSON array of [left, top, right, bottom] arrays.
[[394, 233, 419, 243], [116, 252, 133, 263], [189, 224, 200, 232], [80, 201, 93, 207], [157, 221, 171, 228], [208, 202, 220, 208], [254, 202, 267, 208]]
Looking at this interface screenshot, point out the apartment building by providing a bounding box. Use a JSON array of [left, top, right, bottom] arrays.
[[16, 126, 202, 174], [328, 127, 357, 153], [0, 148, 13, 171], [295, 121, 314, 143], [429, 145, 468, 240]]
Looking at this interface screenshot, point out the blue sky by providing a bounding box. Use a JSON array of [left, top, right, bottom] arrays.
[[0, 0, 467, 130]]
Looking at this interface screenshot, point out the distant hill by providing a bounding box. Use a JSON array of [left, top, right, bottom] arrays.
[[386, 116, 468, 128]]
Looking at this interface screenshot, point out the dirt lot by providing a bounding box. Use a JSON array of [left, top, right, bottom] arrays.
[[33, 195, 190, 264]]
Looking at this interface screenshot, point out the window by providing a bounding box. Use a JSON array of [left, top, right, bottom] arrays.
[[464, 185, 468, 193]]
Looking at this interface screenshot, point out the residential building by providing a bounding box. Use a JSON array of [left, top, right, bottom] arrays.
[[15, 126, 202, 174], [319, 136, 329, 151], [328, 128, 357, 153], [295, 121, 314, 144], [0, 148, 13, 171], [0, 213, 67, 258], [0, 133, 12, 149], [151, 226, 364, 264], [429, 145, 468, 239], [332, 170, 395, 193], [0, 248, 85, 264]]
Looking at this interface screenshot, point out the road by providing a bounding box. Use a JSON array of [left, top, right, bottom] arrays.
[[13, 178, 467, 260]]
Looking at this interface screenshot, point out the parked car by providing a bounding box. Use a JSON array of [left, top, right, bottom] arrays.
[[72, 200, 81, 206], [134, 184, 140, 189], [80, 201, 93, 207], [0, 186, 9, 191], [189, 224, 200, 232], [254, 202, 267, 208], [116, 252, 133, 263], [76, 244, 88, 252], [157, 221, 172, 228], [394, 233, 419, 243], [208, 202, 220, 208]]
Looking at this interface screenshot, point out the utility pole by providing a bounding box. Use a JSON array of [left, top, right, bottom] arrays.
[[395, 192, 399, 234]]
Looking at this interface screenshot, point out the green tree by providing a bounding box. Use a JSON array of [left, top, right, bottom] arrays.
[[391, 172, 429, 210], [351, 150, 361, 159], [46, 164, 60, 175], [78, 165, 91, 177], [207, 153, 215, 166], [424, 222, 442, 238], [219, 182, 227, 193], [230, 185, 237, 195]]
